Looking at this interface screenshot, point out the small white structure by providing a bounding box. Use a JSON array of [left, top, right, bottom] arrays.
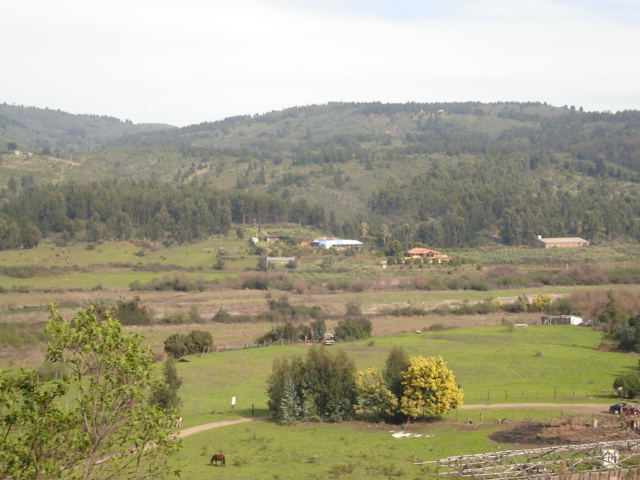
[[541, 315, 583, 326], [266, 256, 295, 266], [311, 238, 363, 250]]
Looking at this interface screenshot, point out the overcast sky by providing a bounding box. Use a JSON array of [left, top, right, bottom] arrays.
[[2, 0, 639, 126]]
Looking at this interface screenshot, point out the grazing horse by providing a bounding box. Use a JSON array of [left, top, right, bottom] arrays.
[[210, 454, 225, 466]]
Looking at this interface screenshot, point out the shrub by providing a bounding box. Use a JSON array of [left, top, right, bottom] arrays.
[[212, 308, 232, 323], [213, 257, 225, 270], [334, 318, 372, 341], [256, 323, 301, 345], [238, 272, 294, 291], [164, 333, 190, 358], [614, 375, 640, 398], [130, 274, 207, 292], [262, 294, 324, 323], [188, 305, 203, 323], [164, 329, 213, 358], [185, 330, 213, 354], [387, 306, 428, 316], [110, 296, 154, 325]]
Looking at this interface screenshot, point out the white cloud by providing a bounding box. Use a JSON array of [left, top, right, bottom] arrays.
[[1, 0, 638, 125]]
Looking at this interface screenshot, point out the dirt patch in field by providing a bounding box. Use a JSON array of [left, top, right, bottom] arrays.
[[490, 416, 640, 446]]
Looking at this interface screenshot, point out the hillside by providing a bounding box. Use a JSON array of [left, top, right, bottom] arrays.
[[0, 103, 174, 152], [1, 101, 640, 247]]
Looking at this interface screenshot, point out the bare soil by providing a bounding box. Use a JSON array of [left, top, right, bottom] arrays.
[[490, 414, 640, 446]]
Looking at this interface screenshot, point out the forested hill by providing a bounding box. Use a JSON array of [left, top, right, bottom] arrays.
[[0, 103, 174, 152], [1, 101, 640, 248]]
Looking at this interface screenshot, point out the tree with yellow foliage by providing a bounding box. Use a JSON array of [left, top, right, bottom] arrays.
[[400, 356, 463, 419]]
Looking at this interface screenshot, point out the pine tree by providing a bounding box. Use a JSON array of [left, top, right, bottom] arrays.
[[150, 359, 182, 410]]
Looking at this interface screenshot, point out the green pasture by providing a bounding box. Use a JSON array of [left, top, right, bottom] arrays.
[[173, 326, 632, 429], [0, 269, 231, 290], [0, 238, 247, 269], [449, 243, 640, 266], [348, 284, 640, 308], [177, 407, 569, 480]]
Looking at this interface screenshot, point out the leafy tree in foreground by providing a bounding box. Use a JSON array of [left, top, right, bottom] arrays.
[[0, 306, 180, 480], [0, 369, 73, 480], [400, 356, 463, 420]]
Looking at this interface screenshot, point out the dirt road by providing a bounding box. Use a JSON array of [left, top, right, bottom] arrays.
[[178, 403, 611, 438], [459, 403, 608, 413], [178, 417, 269, 439]]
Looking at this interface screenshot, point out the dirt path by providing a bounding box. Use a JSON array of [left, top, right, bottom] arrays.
[[459, 403, 608, 413], [178, 404, 611, 438], [178, 416, 269, 439]]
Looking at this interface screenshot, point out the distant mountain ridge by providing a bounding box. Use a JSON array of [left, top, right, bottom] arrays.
[[2, 100, 640, 247], [0, 103, 175, 152]]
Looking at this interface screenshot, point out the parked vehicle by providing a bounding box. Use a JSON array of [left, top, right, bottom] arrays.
[[622, 405, 640, 415], [610, 402, 630, 414]]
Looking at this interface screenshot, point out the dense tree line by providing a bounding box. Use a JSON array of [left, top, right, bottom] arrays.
[[5, 102, 640, 249], [0, 180, 328, 249], [369, 156, 640, 247]]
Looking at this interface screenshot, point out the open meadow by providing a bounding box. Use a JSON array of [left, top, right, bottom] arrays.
[[169, 325, 634, 479]]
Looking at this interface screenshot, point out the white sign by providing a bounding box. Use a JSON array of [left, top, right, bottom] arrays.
[[231, 396, 237, 406]]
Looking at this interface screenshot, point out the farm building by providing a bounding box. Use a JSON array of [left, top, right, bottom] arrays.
[[405, 247, 450, 263], [534, 236, 589, 248], [266, 256, 295, 267], [541, 315, 583, 326], [311, 238, 363, 250]]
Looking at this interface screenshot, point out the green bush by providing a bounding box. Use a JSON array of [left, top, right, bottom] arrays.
[[110, 296, 154, 325], [163, 329, 213, 358], [334, 318, 372, 341], [614, 375, 640, 398]]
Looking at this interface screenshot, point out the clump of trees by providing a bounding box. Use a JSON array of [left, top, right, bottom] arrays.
[[267, 346, 462, 425], [267, 346, 357, 424], [257, 319, 326, 346], [334, 302, 372, 341], [164, 330, 213, 358], [0, 306, 179, 480]]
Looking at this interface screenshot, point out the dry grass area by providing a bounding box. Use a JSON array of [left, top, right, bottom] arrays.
[[369, 312, 542, 337], [0, 284, 593, 368], [0, 286, 564, 324]]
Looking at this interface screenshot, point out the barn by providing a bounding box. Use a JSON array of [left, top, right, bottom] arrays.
[[534, 236, 590, 248]]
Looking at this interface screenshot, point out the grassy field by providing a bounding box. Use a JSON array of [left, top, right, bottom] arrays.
[[173, 326, 632, 429], [169, 324, 632, 479], [176, 415, 533, 480]]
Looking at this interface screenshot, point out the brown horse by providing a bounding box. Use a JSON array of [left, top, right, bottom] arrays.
[[210, 454, 225, 466]]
